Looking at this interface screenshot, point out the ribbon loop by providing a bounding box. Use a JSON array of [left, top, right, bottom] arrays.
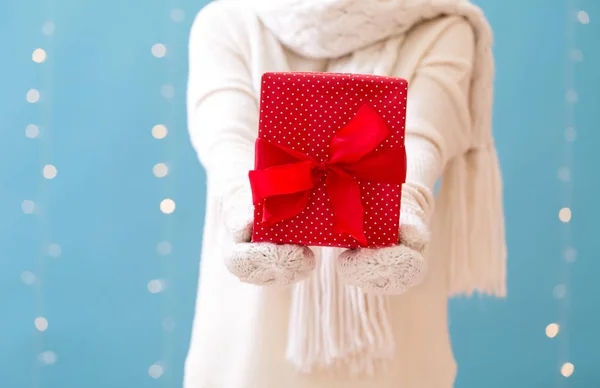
[[249, 104, 406, 246], [329, 104, 392, 165]]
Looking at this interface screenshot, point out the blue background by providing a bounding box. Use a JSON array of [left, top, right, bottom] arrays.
[[0, 0, 598, 387]]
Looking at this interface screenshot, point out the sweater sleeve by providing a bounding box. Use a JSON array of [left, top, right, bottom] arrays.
[[401, 18, 475, 232], [187, 4, 257, 242]]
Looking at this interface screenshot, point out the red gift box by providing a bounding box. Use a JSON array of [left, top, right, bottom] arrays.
[[249, 72, 407, 249]]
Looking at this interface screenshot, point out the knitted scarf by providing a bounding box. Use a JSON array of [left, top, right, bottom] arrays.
[[251, 0, 507, 374]]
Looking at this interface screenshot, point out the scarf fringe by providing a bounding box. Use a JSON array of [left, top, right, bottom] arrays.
[[286, 248, 395, 375], [435, 146, 506, 297]]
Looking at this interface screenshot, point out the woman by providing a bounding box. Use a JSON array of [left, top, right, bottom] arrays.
[[185, 0, 506, 387]]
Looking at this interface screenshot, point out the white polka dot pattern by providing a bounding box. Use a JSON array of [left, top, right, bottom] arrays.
[[252, 72, 407, 249]]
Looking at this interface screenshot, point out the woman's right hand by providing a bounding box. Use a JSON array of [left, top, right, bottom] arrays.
[[225, 242, 316, 287]]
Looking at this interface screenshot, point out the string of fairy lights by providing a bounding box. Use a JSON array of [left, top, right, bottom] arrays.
[[147, 5, 186, 384], [548, 1, 590, 382], [24, 4, 59, 385], [23, 5, 185, 385]]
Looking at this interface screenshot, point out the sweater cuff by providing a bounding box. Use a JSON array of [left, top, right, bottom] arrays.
[[399, 185, 432, 252], [222, 182, 255, 243], [398, 134, 440, 250]]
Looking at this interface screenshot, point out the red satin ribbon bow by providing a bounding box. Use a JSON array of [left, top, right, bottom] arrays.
[[249, 104, 406, 247]]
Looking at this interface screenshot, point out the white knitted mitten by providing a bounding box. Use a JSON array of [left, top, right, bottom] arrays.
[[336, 187, 431, 294], [227, 243, 316, 286], [222, 186, 316, 286], [336, 136, 439, 295]]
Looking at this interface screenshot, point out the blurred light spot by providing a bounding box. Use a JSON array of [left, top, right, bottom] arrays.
[[32, 48, 47, 63], [565, 90, 578, 104], [22, 200, 35, 214], [21, 271, 36, 285], [35, 317, 48, 332], [161, 84, 175, 99], [48, 243, 62, 258], [157, 241, 172, 255], [545, 323, 559, 338], [151, 43, 167, 58], [564, 247, 577, 263], [148, 363, 164, 379], [152, 124, 168, 139], [153, 163, 169, 178], [160, 198, 176, 214], [27, 89, 40, 103], [39, 351, 57, 365], [26, 124, 40, 138], [147, 279, 165, 294], [570, 48, 583, 62], [557, 167, 570, 182], [170, 8, 185, 22], [559, 208, 571, 223], [162, 316, 176, 331], [577, 10, 590, 24], [43, 164, 57, 179], [553, 284, 566, 299], [561, 362, 574, 377], [565, 127, 577, 142], [42, 21, 55, 36]]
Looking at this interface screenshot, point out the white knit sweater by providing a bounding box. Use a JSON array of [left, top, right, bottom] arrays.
[[185, 0, 505, 387]]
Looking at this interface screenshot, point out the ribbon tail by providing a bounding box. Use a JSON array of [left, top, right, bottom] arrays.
[[326, 170, 368, 247], [262, 191, 312, 227]]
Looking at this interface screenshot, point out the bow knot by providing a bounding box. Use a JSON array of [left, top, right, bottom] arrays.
[[249, 104, 406, 247], [314, 161, 328, 174]]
